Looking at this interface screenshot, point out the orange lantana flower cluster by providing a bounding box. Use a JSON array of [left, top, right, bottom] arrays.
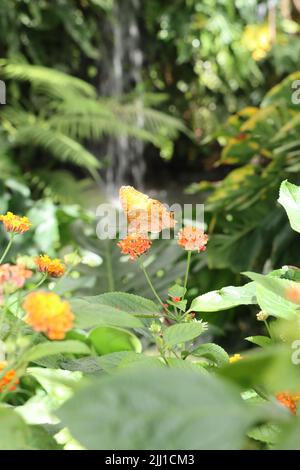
[[117, 234, 152, 261], [0, 263, 33, 304], [35, 255, 66, 278], [0, 362, 19, 393], [177, 226, 209, 252], [117, 187, 209, 259], [276, 392, 299, 416], [0, 263, 32, 288], [0, 212, 31, 234], [23, 291, 74, 340]]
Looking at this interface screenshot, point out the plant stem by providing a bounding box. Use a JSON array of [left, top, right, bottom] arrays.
[[264, 320, 273, 340], [105, 242, 114, 292], [33, 273, 48, 291], [4, 273, 48, 313], [53, 266, 72, 293], [0, 234, 15, 264], [184, 250, 192, 291], [139, 259, 165, 308]]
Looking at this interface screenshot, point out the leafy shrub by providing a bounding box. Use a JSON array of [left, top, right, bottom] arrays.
[[0, 182, 300, 449]]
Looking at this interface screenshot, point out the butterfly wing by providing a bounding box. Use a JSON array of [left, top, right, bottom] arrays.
[[119, 186, 176, 233]]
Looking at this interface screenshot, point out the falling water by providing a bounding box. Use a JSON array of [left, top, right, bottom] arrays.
[[100, 0, 146, 194]]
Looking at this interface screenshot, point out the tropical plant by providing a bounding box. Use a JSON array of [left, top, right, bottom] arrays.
[[0, 61, 185, 201], [188, 71, 300, 277], [0, 182, 300, 450], [144, 0, 300, 137]]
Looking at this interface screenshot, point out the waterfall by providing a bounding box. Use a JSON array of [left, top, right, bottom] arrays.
[[100, 0, 146, 194]]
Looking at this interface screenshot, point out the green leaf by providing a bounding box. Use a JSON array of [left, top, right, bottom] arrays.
[[243, 271, 300, 319], [22, 340, 91, 363], [167, 299, 187, 311], [0, 407, 28, 449], [70, 298, 143, 329], [166, 358, 209, 374], [97, 351, 162, 372], [168, 284, 187, 299], [89, 326, 142, 355], [58, 368, 258, 450], [27, 425, 62, 450], [276, 418, 300, 449], [86, 292, 159, 315], [245, 336, 272, 348], [191, 343, 229, 367], [190, 282, 256, 312], [218, 346, 300, 392], [248, 424, 280, 445], [164, 322, 206, 346], [278, 180, 300, 233]]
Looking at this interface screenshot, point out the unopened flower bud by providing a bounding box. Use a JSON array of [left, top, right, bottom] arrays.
[[256, 311, 269, 321], [149, 322, 161, 334], [64, 252, 82, 267]]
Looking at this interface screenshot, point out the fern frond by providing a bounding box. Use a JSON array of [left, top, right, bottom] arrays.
[[0, 61, 96, 98], [29, 170, 93, 204], [13, 123, 100, 171], [49, 95, 186, 145]]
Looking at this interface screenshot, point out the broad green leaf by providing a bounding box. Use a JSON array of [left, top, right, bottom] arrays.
[[70, 298, 143, 329], [276, 418, 300, 449], [168, 284, 186, 299], [59, 368, 258, 450], [22, 340, 91, 363], [89, 326, 142, 355], [255, 284, 298, 320], [167, 299, 187, 311], [245, 336, 272, 348], [248, 424, 280, 445], [27, 425, 62, 450], [97, 351, 162, 372], [244, 271, 300, 319], [0, 407, 28, 450], [218, 346, 300, 393], [190, 282, 256, 312], [59, 356, 103, 374], [82, 292, 158, 315], [164, 322, 206, 346], [191, 343, 229, 367], [166, 358, 209, 374], [278, 180, 300, 233]]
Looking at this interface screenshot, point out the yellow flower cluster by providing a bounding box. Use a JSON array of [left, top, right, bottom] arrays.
[[23, 292, 74, 340], [0, 212, 31, 234], [35, 255, 66, 278]]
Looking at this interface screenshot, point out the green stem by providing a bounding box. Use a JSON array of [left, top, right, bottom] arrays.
[[264, 320, 273, 340], [4, 273, 48, 313], [53, 267, 72, 293], [105, 243, 114, 292], [184, 250, 192, 291], [0, 235, 15, 264], [33, 273, 48, 291], [133, 313, 161, 319], [139, 259, 165, 308]]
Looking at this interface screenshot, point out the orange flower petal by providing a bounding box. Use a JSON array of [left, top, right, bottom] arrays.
[[0, 212, 31, 234], [177, 226, 208, 252], [23, 291, 74, 340], [117, 233, 151, 260], [35, 255, 65, 278]]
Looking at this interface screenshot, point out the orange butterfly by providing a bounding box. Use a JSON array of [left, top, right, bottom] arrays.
[[119, 186, 176, 234]]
